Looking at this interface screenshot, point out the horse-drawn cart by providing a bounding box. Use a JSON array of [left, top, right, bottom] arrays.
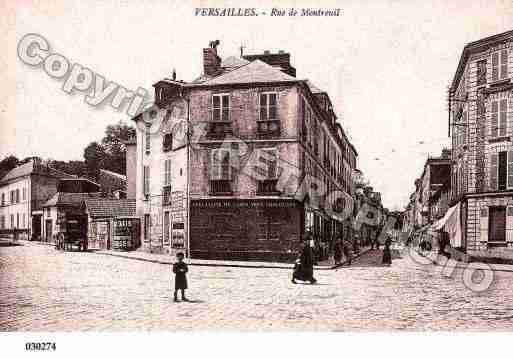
[[55, 214, 88, 251]]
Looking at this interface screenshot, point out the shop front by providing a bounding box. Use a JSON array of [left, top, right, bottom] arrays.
[[190, 198, 303, 261]]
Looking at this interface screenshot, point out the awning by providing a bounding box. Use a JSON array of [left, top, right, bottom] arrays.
[[431, 203, 458, 230], [430, 202, 462, 247]]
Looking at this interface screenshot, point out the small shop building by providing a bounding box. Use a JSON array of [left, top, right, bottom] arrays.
[[83, 198, 139, 251]]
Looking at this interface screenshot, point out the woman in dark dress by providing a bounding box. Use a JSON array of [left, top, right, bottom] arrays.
[[382, 235, 392, 265], [292, 241, 317, 284], [172, 252, 188, 302]]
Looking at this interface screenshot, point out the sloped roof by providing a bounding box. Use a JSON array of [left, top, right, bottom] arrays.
[[0, 161, 75, 184], [84, 198, 136, 218], [43, 192, 103, 208], [221, 56, 250, 69], [192, 59, 299, 87], [100, 169, 126, 181], [306, 80, 324, 94]]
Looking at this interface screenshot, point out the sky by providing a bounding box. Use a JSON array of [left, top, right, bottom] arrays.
[[1, 0, 513, 210]]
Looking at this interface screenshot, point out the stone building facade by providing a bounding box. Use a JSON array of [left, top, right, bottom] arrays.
[[449, 30, 513, 259], [0, 159, 74, 240], [130, 41, 358, 261]]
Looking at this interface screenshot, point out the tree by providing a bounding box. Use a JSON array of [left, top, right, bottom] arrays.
[[0, 155, 20, 179], [100, 122, 136, 175], [84, 142, 107, 181]]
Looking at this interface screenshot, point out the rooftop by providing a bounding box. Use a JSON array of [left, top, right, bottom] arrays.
[[84, 198, 136, 218]]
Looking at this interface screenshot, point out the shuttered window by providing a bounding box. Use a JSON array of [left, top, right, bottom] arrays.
[[492, 50, 509, 82], [145, 124, 151, 153], [499, 151, 507, 190], [164, 159, 171, 186], [500, 50, 508, 80], [143, 166, 150, 196], [490, 153, 498, 190], [500, 99, 508, 137], [492, 52, 500, 82], [508, 151, 513, 189], [491, 101, 499, 137]]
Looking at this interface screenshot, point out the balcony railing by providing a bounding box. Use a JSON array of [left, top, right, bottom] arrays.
[[257, 120, 281, 139], [257, 180, 280, 196], [210, 180, 232, 195], [207, 122, 233, 139]]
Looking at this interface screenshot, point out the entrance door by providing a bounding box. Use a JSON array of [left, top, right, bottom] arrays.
[[45, 219, 52, 242], [489, 206, 506, 242], [32, 215, 42, 241]]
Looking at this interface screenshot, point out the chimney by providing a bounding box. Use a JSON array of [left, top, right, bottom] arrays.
[[203, 40, 222, 77], [242, 50, 296, 77]]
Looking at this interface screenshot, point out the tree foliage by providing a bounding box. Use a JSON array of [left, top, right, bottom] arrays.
[[0, 121, 135, 181]]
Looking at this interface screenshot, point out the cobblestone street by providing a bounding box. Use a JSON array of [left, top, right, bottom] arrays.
[[1, 241, 513, 331]]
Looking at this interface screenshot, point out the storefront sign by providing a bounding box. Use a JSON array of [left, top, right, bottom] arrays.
[[191, 199, 300, 209]]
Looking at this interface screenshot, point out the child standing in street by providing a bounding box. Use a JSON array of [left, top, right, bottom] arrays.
[[172, 252, 188, 302]]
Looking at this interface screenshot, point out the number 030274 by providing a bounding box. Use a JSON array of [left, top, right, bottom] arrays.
[[25, 342, 57, 351]]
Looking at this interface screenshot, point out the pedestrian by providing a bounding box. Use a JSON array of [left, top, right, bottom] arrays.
[[333, 240, 342, 265], [172, 252, 188, 302], [342, 239, 352, 266], [382, 234, 392, 265], [292, 239, 317, 284]]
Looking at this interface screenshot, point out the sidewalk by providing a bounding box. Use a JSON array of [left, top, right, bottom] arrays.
[[414, 248, 513, 273], [19, 239, 371, 270], [95, 246, 372, 270]]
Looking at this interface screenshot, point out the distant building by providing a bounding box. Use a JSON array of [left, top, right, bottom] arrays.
[[0, 159, 74, 240], [447, 30, 513, 260]]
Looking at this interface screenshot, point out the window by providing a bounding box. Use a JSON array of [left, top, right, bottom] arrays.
[[489, 206, 506, 242], [10, 214, 14, 229], [210, 149, 231, 180], [22, 213, 25, 228], [257, 148, 278, 179], [260, 93, 278, 121], [143, 166, 150, 196], [1, 193, 4, 206], [256, 148, 279, 195], [163, 187, 172, 205], [16, 213, 19, 228], [491, 99, 508, 138], [144, 214, 150, 242], [477, 59, 487, 85], [213, 94, 230, 122], [0, 215, 4, 229], [163, 133, 173, 152], [210, 149, 232, 194], [164, 159, 171, 186], [490, 150, 513, 190], [145, 124, 151, 153], [300, 97, 307, 141], [492, 50, 508, 82], [163, 212, 170, 246], [22, 188, 26, 201]]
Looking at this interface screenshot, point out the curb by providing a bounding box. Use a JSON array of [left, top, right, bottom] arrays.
[[94, 248, 373, 270], [415, 249, 513, 273]]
